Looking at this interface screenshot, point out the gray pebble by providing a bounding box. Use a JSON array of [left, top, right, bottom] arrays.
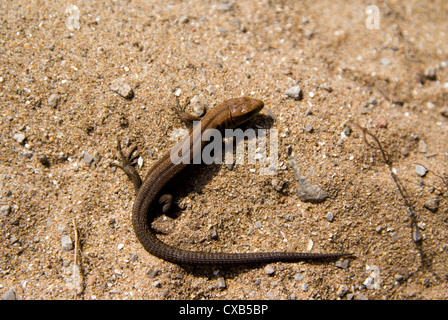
[[13, 133, 26, 144], [254, 221, 262, 229], [380, 57, 391, 66], [415, 165, 428, 177], [210, 229, 218, 240], [394, 274, 404, 282], [178, 15, 189, 24], [23, 150, 33, 159], [289, 157, 328, 203], [110, 78, 134, 99], [413, 229, 423, 242], [9, 235, 19, 245], [294, 272, 303, 282], [296, 179, 328, 203], [0, 205, 11, 216], [423, 198, 439, 213], [161, 290, 169, 298], [335, 259, 350, 269], [391, 231, 399, 243], [337, 284, 349, 297], [365, 96, 377, 106], [48, 93, 60, 108], [400, 147, 409, 157], [304, 109, 313, 116], [325, 212, 334, 222], [146, 268, 160, 279], [61, 235, 73, 251], [342, 126, 352, 136], [285, 85, 303, 100], [424, 67, 436, 81], [356, 293, 368, 300], [271, 178, 286, 192], [206, 84, 216, 95], [217, 277, 226, 289], [418, 139, 428, 153], [301, 282, 308, 292], [264, 265, 275, 276], [304, 123, 313, 133], [83, 150, 100, 165], [190, 95, 207, 117], [2, 289, 16, 300]]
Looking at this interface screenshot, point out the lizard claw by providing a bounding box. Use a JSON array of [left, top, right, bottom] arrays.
[[111, 139, 139, 170], [111, 138, 142, 192]]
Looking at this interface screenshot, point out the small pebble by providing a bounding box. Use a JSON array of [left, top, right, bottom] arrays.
[[440, 106, 448, 118], [337, 284, 349, 297], [217, 277, 226, 289], [38, 154, 51, 167], [342, 126, 351, 137], [400, 147, 409, 157], [147, 268, 160, 279], [2, 289, 16, 300], [335, 259, 350, 269], [285, 85, 303, 100], [424, 67, 436, 81], [423, 198, 439, 213], [304, 123, 313, 133], [210, 229, 218, 240], [415, 164, 428, 177], [264, 265, 275, 276], [356, 293, 368, 300], [13, 133, 26, 144], [0, 204, 11, 216], [394, 274, 404, 282], [391, 231, 399, 243], [271, 178, 286, 192], [23, 150, 33, 159], [380, 57, 391, 66], [206, 84, 216, 95], [301, 282, 308, 292], [325, 212, 334, 222], [178, 15, 189, 24], [374, 117, 387, 128], [83, 150, 100, 165], [110, 78, 134, 99], [61, 235, 73, 251], [48, 93, 60, 108], [290, 157, 328, 203], [413, 229, 423, 242], [418, 140, 428, 153], [294, 272, 303, 282], [190, 95, 207, 117]]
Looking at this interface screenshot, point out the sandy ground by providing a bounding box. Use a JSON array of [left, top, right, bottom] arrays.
[[1, 0, 448, 300]]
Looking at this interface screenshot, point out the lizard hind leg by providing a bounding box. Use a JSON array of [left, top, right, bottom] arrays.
[[111, 138, 143, 193]]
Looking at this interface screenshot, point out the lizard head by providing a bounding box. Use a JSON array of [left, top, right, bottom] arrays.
[[227, 97, 264, 127]]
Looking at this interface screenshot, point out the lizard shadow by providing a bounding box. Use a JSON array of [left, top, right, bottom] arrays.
[[145, 113, 352, 277], [150, 113, 313, 276]]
